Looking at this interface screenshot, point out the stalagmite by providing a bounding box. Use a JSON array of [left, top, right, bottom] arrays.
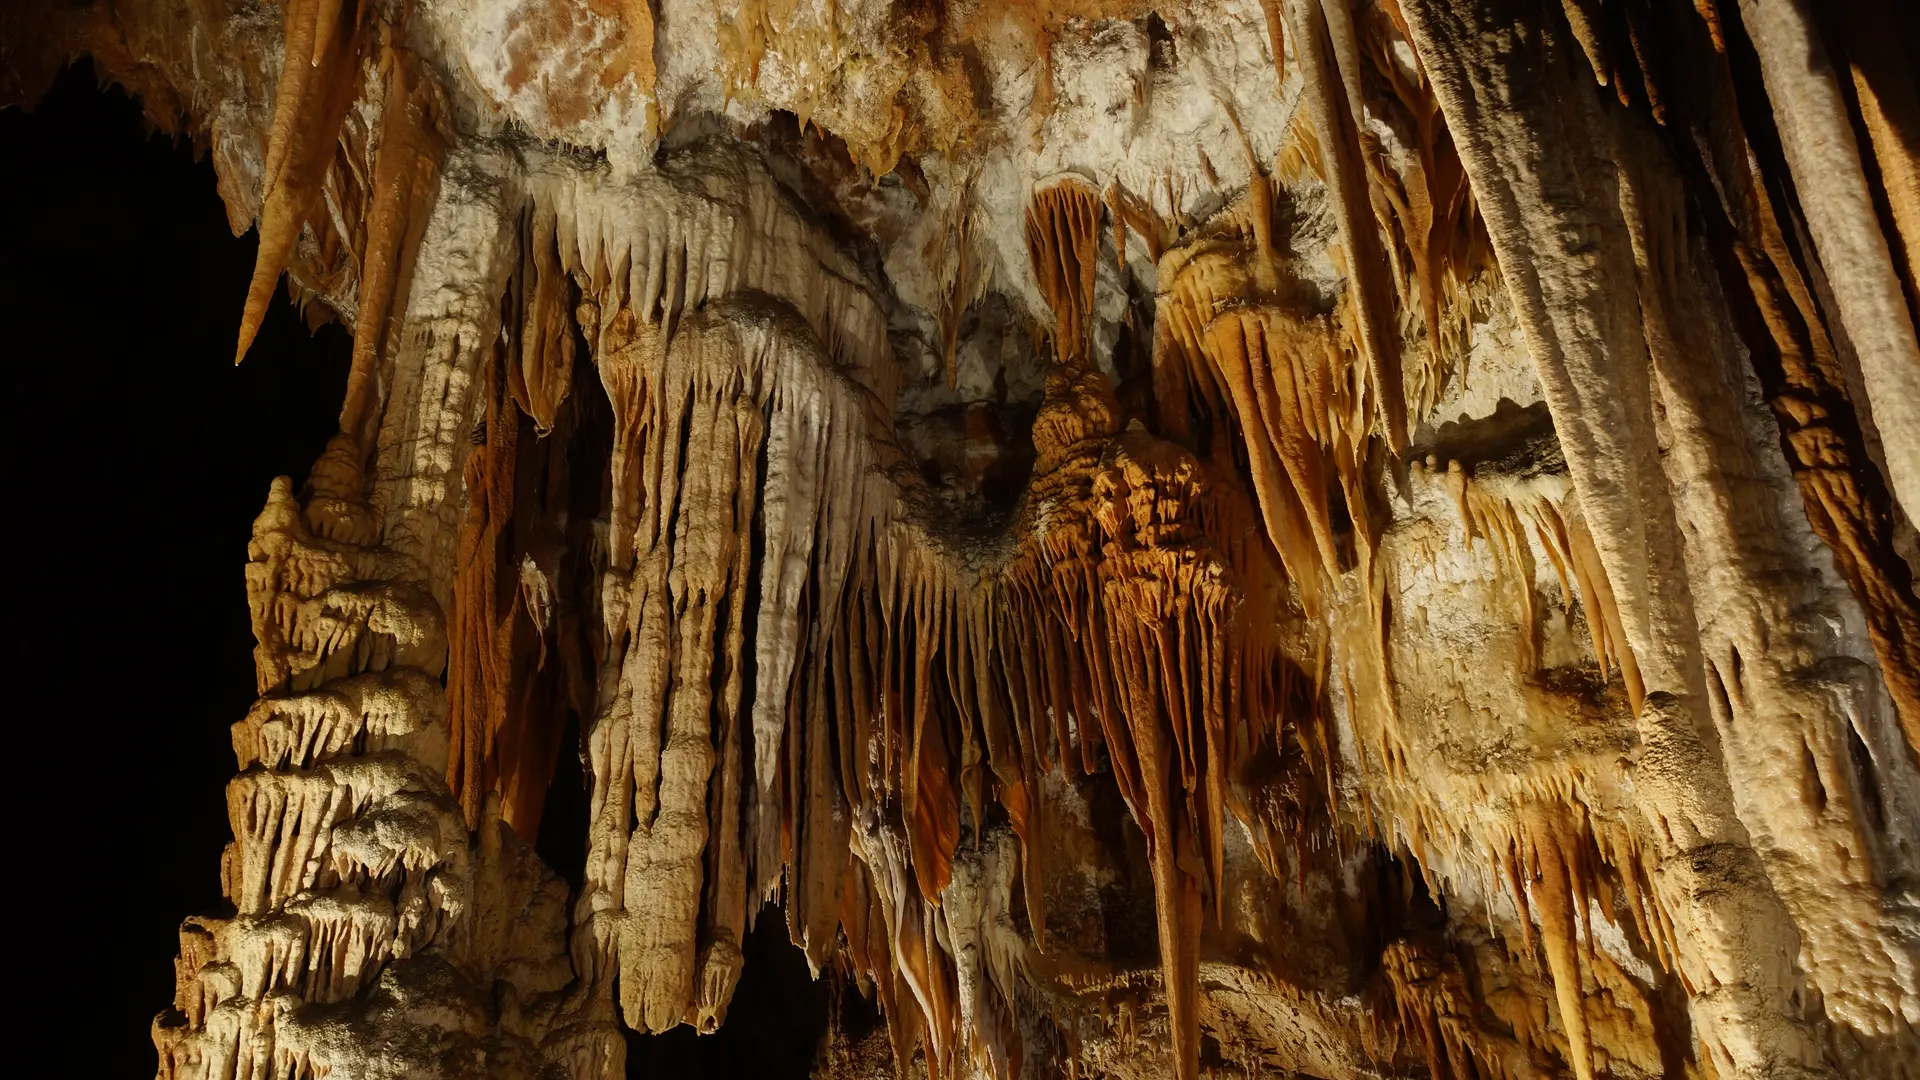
[[8, 0, 1919, 1075]]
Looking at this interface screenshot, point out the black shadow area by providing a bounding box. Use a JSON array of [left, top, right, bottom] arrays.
[[1, 59, 347, 1071]]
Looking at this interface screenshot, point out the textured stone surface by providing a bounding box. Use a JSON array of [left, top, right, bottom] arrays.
[[6, 0, 1918, 1076]]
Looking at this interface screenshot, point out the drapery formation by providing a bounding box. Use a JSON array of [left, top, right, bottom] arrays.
[[562, 178, 1296, 1078], [7, 0, 1918, 1076]]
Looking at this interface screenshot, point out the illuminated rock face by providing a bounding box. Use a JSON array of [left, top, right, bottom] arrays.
[[7, 0, 1919, 1076]]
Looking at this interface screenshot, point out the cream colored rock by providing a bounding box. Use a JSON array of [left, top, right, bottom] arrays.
[[8, 0, 1914, 1076]]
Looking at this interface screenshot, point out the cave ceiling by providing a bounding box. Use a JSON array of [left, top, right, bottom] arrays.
[[5, 0, 1920, 1076]]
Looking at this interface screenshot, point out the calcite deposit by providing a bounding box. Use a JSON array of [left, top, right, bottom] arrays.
[[5, 0, 1918, 1075]]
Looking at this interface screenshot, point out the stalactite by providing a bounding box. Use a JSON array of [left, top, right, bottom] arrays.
[[340, 40, 443, 451], [1655, 0, 1920, 755], [234, 0, 367, 364], [23, 0, 1913, 1075], [1279, 0, 1409, 453], [1383, 938, 1538, 1080], [1025, 177, 1104, 364], [579, 295, 888, 1035], [930, 169, 985, 389], [1832, 0, 1919, 296], [1006, 180, 1296, 1079], [1083, 434, 1240, 1080], [1737, 0, 1920, 524], [446, 343, 520, 829], [1353, 0, 1491, 418], [506, 199, 578, 436], [1526, 806, 1595, 1080], [1398, 0, 1834, 1071], [1154, 178, 1379, 616], [618, 0, 658, 136]]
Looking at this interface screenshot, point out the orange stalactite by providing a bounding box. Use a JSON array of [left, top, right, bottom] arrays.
[[619, 0, 658, 135], [1025, 178, 1104, 364], [447, 346, 519, 829], [1528, 809, 1596, 1080], [340, 41, 444, 452], [507, 201, 579, 436], [1281, 0, 1409, 454], [1016, 179, 1292, 1073], [236, 0, 368, 365], [62, 0, 1920, 1071]]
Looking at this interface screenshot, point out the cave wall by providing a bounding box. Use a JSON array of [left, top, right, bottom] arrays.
[[5, 0, 1918, 1076]]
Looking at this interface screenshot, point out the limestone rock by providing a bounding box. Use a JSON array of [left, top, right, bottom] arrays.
[[7, 0, 1918, 1076]]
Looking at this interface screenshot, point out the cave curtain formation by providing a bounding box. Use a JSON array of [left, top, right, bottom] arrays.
[[5, 0, 1919, 1077]]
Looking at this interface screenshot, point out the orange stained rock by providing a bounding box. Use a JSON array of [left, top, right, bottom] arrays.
[[1025, 177, 1104, 363], [236, 0, 368, 364], [507, 201, 579, 435], [70, 0, 1920, 1073], [1280, 0, 1408, 453], [341, 42, 444, 450]]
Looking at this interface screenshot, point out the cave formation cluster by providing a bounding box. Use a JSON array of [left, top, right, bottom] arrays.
[[6, 0, 1920, 1076]]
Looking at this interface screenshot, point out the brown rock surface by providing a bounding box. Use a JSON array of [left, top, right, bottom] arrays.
[[6, 0, 1918, 1076]]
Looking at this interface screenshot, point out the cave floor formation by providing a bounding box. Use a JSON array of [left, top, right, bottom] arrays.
[[6, 0, 1920, 1077]]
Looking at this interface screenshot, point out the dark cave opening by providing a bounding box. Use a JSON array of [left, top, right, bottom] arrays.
[[622, 906, 845, 1080], [2, 59, 349, 1071], [3, 58, 861, 1079]]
